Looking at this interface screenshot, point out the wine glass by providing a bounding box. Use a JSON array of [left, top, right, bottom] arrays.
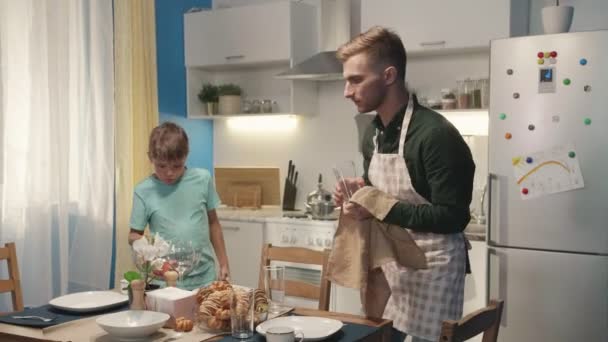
[[169, 241, 197, 286]]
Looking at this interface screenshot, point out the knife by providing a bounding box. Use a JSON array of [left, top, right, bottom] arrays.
[[287, 160, 293, 182], [293, 171, 298, 186]]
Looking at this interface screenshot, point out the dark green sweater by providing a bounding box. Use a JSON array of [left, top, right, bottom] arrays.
[[362, 97, 475, 234]]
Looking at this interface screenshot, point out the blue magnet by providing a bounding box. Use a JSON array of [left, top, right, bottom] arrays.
[[526, 157, 533, 164], [580, 58, 588, 66]]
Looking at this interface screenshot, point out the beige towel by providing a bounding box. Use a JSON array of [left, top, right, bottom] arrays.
[[326, 186, 427, 317]]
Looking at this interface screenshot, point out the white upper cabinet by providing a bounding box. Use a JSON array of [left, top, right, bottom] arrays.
[[361, 0, 529, 53], [185, 2, 296, 68]]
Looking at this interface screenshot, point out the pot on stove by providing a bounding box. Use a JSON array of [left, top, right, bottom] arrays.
[[305, 174, 338, 220]]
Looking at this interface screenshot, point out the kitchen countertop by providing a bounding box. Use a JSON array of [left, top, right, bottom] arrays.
[[216, 207, 486, 241]]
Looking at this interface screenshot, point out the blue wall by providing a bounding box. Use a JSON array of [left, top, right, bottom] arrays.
[[155, 0, 214, 171]]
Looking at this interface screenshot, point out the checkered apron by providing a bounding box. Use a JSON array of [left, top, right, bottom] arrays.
[[368, 95, 466, 341]]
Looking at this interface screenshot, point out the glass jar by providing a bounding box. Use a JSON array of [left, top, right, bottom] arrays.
[[457, 79, 470, 109], [261, 99, 273, 113], [480, 78, 490, 108], [471, 79, 482, 109], [441, 88, 457, 110]]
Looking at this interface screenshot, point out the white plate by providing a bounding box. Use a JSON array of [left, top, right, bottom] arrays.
[[96, 310, 169, 341], [49, 291, 128, 313], [256, 316, 344, 341]]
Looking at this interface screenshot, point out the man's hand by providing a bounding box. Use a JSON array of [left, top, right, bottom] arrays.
[[333, 177, 365, 207], [343, 202, 373, 221]]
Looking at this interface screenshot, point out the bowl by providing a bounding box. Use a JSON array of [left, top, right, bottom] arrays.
[[96, 310, 170, 339]]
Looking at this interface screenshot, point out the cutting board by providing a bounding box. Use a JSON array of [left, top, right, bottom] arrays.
[[214, 167, 280, 206], [226, 183, 262, 208]]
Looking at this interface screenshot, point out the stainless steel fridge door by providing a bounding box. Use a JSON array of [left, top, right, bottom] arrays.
[[488, 246, 608, 342], [489, 31, 608, 254]]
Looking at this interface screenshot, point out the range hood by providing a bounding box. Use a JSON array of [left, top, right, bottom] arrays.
[[276, 0, 350, 81], [276, 51, 343, 80]]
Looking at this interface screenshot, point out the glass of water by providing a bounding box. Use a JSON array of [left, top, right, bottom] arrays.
[[230, 288, 255, 339], [263, 265, 285, 314]]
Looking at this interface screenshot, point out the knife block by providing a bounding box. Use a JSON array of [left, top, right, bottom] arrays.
[[282, 181, 297, 211]]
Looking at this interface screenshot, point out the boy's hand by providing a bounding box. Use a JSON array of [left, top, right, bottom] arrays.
[[219, 264, 230, 282]]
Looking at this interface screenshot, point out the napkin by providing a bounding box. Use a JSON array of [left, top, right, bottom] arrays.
[[145, 287, 197, 328], [0, 303, 128, 328]]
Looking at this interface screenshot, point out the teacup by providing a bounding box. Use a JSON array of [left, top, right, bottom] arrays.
[[266, 326, 304, 342]]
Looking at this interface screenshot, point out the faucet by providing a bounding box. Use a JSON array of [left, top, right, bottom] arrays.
[[477, 184, 487, 225]]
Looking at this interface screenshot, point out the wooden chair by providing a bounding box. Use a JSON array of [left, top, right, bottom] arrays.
[[439, 299, 504, 342], [258, 243, 331, 311], [0, 242, 24, 313]]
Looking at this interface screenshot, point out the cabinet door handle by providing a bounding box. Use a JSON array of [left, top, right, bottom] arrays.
[[419, 40, 446, 47], [225, 55, 245, 60], [224, 226, 240, 231]]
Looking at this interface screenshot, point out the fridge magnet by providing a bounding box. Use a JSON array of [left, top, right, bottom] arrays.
[[512, 143, 584, 200]]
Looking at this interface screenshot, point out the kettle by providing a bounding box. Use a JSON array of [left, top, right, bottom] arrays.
[[305, 174, 337, 220]]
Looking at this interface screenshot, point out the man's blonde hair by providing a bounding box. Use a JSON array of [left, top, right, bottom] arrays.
[[148, 122, 189, 161], [336, 26, 407, 81]]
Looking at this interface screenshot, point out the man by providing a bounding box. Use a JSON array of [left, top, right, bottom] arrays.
[[333, 26, 475, 342]]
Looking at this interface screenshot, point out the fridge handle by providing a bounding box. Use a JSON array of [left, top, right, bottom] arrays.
[[487, 247, 507, 316], [486, 173, 495, 244]]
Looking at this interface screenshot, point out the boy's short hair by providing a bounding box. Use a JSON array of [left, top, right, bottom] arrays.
[[336, 25, 407, 81], [148, 122, 189, 161]]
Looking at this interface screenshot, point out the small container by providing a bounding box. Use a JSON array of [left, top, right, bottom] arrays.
[[427, 98, 442, 110], [441, 88, 457, 110], [480, 78, 490, 108], [250, 100, 261, 113], [471, 79, 482, 109], [458, 79, 472, 109], [261, 99, 273, 113]]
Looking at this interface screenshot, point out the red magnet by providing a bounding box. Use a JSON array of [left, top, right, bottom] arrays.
[[522, 188, 529, 195], [550, 51, 557, 58], [537, 52, 544, 58]]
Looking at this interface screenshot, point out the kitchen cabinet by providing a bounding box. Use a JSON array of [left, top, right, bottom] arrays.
[[184, 1, 319, 118], [361, 0, 529, 54], [219, 219, 264, 289]]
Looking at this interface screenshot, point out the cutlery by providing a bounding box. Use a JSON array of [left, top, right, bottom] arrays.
[[12, 315, 55, 322]]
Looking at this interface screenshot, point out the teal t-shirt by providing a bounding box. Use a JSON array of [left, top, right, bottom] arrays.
[[130, 168, 221, 290]]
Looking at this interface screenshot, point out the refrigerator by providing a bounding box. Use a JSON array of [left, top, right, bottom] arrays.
[[488, 30, 608, 342]]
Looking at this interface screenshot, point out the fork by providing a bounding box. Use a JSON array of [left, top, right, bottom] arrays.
[[11, 315, 55, 322]]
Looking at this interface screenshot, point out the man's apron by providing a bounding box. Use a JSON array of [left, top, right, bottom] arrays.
[[368, 95, 466, 341]]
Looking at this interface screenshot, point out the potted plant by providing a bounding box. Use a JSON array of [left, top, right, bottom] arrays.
[[218, 83, 243, 115], [542, 0, 574, 34], [198, 83, 219, 115]]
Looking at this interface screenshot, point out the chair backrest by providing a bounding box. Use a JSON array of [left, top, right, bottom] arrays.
[[439, 299, 504, 342], [258, 243, 331, 311], [0, 242, 24, 313]]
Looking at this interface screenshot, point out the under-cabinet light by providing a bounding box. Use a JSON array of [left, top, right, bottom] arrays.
[[226, 115, 298, 132]]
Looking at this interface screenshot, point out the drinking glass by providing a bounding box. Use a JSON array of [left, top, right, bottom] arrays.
[[263, 265, 285, 314], [332, 160, 361, 203], [230, 288, 255, 339]]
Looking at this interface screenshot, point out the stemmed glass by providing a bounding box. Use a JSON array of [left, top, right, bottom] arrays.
[[168, 240, 199, 286]]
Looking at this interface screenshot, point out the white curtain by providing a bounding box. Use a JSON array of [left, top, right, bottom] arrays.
[[0, 0, 114, 310]]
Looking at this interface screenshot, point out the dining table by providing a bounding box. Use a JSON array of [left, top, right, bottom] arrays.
[[0, 307, 393, 342]]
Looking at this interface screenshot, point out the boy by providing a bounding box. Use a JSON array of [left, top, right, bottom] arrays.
[[129, 122, 230, 290]]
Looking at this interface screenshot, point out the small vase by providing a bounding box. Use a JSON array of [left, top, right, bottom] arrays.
[[205, 102, 218, 116], [542, 6, 574, 34], [219, 95, 242, 115]]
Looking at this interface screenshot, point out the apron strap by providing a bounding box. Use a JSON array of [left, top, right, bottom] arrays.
[[398, 93, 415, 156]]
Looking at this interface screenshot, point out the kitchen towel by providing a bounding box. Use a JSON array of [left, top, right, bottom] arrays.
[[326, 186, 427, 318]]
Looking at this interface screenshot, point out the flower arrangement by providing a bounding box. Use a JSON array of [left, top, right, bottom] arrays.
[[125, 233, 174, 290]]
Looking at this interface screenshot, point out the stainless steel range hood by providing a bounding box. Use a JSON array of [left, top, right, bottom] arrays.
[[275, 51, 343, 80], [276, 0, 350, 81]]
